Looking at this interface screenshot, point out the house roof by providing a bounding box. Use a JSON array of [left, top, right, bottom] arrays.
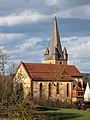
[[21, 62, 82, 81]]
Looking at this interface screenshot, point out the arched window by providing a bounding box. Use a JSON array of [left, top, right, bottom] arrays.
[[67, 83, 70, 97], [57, 83, 60, 94], [40, 83, 43, 98], [20, 82, 23, 92], [49, 83, 52, 97]]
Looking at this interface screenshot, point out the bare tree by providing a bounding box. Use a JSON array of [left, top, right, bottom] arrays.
[[0, 75, 13, 101], [0, 49, 9, 75], [55, 67, 68, 81], [8, 62, 18, 75]]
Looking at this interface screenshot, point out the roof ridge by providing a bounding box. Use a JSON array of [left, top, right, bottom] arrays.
[[23, 62, 76, 66]]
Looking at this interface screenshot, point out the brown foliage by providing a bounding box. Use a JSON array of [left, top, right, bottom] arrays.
[[0, 76, 48, 120], [0, 75, 13, 101], [33, 97, 73, 109]]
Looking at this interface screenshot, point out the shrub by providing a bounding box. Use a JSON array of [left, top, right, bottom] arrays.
[[33, 97, 73, 109], [0, 76, 13, 101], [0, 76, 47, 120]]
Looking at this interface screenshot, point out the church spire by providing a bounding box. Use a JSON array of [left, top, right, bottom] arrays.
[[44, 2, 68, 65], [49, 7, 63, 60]]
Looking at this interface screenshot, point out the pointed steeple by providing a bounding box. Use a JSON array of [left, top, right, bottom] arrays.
[[44, 4, 68, 65], [44, 47, 49, 55], [63, 47, 68, 61], [44, 47, 49, 60], [49, 8, 63, 60]]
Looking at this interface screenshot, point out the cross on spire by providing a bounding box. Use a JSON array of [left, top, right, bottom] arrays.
[[54, 0, 56, 17]]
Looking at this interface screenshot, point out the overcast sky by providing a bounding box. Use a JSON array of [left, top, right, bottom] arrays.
[[0, 0, 90, 73]]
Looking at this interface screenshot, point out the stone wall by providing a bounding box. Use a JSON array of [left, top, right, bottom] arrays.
[[13, 63, 83, 102], [44, 59, 67, 65], [13, 64, 31, 98], [33, 81, 72, 101]]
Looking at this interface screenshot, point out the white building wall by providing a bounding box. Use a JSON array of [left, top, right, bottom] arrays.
[[84, 82, 90, 101]]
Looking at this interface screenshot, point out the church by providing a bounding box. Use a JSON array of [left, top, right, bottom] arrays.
[[13, 8, 84, 102]]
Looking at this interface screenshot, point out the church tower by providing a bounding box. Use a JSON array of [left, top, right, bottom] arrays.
[[44, 7, 68, 65]]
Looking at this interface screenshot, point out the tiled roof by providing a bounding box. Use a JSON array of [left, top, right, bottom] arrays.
[[22, 62, 82, 81]]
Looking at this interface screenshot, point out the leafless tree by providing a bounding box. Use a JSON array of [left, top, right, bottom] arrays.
[[0, 49, 9, 75], [55, 67, 68, 81], [8, 62, 18, 75]]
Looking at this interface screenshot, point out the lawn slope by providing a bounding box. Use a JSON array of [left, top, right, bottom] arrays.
[[45, 108, 90, 120]]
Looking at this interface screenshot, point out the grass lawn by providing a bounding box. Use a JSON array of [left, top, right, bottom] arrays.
[[44, 108, 90, 120]]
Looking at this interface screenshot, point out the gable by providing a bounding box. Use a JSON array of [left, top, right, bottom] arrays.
[[13, 62, 31, 84], [14, 63, 26, 78]]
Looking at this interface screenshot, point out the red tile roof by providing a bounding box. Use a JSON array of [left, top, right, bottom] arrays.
[[22, 62, 82, 81]]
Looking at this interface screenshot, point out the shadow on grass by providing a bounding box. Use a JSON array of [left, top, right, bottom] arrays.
[[37, 107, 83, 120], [45, 112, 83, 120], [36, 106, 59, 111]]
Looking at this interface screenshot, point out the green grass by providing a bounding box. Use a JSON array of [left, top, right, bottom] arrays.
[[44, 108, 90, 120]]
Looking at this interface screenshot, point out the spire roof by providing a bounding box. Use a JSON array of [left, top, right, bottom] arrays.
[[49, 14, 63, 59], [44, 2, 68, 64]]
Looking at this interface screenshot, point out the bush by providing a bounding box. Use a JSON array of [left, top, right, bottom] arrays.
[[0, 92, 47, 120], [33, 97, 73, 109], [0, 76, 47, 120], [0, 76, 13, 101]]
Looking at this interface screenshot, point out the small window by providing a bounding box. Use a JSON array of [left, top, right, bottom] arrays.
[[67, 83, 70, 97], [20, 82, 23, 92], [78, 91, 83, 97], [49, 83, 52, 97], [57, 83, 60, 94], [40, 83, 43, 98], [60, 62, 62, 64]]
